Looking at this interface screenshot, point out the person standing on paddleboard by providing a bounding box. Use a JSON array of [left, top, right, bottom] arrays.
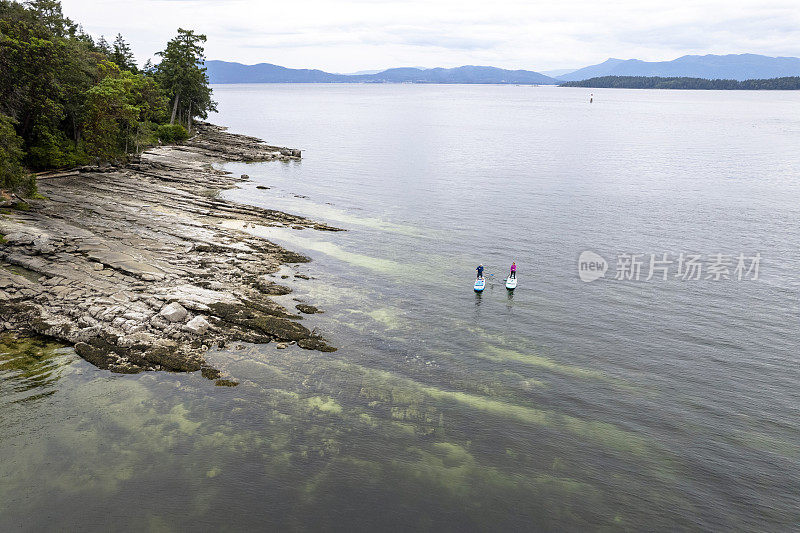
[[510, 262, 517, 279], [476, 264, 484, 279]]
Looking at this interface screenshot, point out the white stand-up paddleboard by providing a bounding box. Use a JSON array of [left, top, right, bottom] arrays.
[[506, 276, 517, 290], [474, 278, 486, 292]]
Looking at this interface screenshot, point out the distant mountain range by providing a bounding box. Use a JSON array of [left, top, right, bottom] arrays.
[[206, 54, 800, 85], [205, 61, 558, 84], [557, 54, 800, 82]]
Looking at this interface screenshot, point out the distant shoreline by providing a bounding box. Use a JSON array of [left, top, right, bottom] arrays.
[[207, 78, 800, 90], [206, 55, 800, 87], [560, 75, 800, 90]]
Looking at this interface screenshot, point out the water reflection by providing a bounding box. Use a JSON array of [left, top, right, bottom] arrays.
[[506, 289, 514, 306]]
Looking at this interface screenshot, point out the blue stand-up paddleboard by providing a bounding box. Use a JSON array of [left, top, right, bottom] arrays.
[[506, 276, 517, 290], [474, 278, 486, 292]]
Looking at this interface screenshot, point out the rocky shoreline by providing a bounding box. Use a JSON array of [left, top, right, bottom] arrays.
[[0, 123, 340, 385]]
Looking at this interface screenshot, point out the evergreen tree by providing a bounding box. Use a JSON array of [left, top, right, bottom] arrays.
[[155, 28, 216, 131], [96, 34, 111, 56], [25, 0, 76, 37], [0, 0, 212, 193], [111, 33, 136, 72]]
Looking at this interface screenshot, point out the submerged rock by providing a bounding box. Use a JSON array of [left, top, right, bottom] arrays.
[[296, 304, 322, 314]]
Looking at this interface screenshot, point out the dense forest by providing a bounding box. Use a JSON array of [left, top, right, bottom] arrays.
[[560, 76, 800, 90], [0, 0, 216, 196]]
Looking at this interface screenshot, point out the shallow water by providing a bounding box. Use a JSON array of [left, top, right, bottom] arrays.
[[2, 85, 800, 531]]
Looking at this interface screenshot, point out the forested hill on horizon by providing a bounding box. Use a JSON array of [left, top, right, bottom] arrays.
[[207, 54, 800, 84], [561, 76, 800, 90], [205, 62, 558, 84]]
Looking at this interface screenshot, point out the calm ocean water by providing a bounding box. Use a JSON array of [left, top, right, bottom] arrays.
[[2, 84, 799, 531]]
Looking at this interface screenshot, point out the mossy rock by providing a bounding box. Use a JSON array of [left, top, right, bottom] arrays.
[[201, 367, 222, 380], [277, 250, 310, 264], [208, 302, 335, 351]]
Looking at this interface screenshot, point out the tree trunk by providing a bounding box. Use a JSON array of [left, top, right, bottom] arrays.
[[187, 100, 192, 133], [170, 89, 180, 125]]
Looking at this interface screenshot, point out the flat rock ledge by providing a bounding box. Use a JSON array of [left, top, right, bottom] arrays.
[[0, 123, 340, 385]]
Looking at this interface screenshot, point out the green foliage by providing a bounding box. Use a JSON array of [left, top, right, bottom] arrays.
[[0, 0, 214, 176], [25, 128, 86, 168], [560, 76, 800, 90], [96, 34, 110, 55], [0, 114, 36, 195], [110, 33, 136, 72], [154, 28, 217, 131], [81, 61, 167, 161], [155, 123, 189, 143]]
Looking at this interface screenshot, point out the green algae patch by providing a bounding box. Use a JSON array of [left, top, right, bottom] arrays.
[[154, 403, 204, 436], [500, 370, 546, 390], [480, 345, 607, 381], [305, 395, 343, 414], [240, 224, 405, 275], [358, 412, 376, 426], [290, 448, 608, 531], [343, 360, 649, 457], [295, 239, 402, 274], [0, 333, 73, 379], [731, 431, 800, 459], [431, 442, 472, 468], [366, 307, 404, 330], [422, 386, 648, 457]]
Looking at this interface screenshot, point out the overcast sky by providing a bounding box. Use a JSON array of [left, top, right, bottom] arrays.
[[59, 0, 800, 72]]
